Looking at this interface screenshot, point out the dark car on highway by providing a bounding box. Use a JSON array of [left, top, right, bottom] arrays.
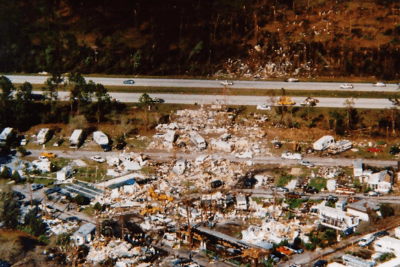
[[45, 186, 61, 195], [123, 80, 135, 84]]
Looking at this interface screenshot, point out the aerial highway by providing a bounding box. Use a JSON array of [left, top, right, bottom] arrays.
[[6, 74, 400, 91], [35, 91, 395, 109]]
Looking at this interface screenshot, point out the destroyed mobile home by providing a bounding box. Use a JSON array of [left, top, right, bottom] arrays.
[[3, 106, 400, 267]]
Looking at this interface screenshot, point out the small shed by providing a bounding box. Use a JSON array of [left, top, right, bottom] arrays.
[[353, 159, 363, 177], [71, 223, 96, 246], [56, 166, 74, 181]]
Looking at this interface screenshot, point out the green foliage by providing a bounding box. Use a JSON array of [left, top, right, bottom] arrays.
[[304, 242, 316, 251], [276, 172, 295, 187], [286, 198, 305, 209], [24, 208, 47, 237], [38, 235, 50, 245], [17, 146, 27, 157], [138, 93, 153, 105], [378, 252, 396, 263], [309, 177, 327, 191], [72, 194, 90, 205], [0, 190, 21, 229], [56, 233, 71, 247], [94, 202, 102, 211], [0, 167, 10, 179], [380, 203, 394, 218], [10, 171, 22, 183]]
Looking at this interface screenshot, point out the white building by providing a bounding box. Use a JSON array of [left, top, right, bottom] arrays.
[[0, 127, 13, 146], [346, 199, 380, 222], [353, 159, 363, 177], [93, 131, 109, 146], [367, 170, 392, 193], [374, 236, 400, 255], [395, 226, 400, 238], [56, 165, 74, 181], [189, 131, 206, 149], [71, 223, 96, 246], [319, 205, 359, 233], [163, 130, 176, 149], [235, 194, 247, 210], [32, 160, 51, 173], [37, 128, 50, 145], [69, 129, 84, 148], [313, 135, 335, 151]]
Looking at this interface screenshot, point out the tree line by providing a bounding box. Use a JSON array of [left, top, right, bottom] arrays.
[[1, 0, 400, 78]]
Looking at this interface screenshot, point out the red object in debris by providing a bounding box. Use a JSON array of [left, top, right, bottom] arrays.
[[366, 147, 383, 153]]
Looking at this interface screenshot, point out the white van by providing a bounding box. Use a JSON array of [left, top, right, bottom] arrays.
[[359, 234, 375, 247]]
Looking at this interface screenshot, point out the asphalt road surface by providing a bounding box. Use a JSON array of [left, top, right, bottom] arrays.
[[6, 75, 400, 91], [32, 90, 395, 109], [29, 149, 398, 168]]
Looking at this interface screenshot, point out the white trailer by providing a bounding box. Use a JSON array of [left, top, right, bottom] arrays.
[[37, 128, 50, 145], [189, 131, 207, 149], [93, 131, 109, 146], [69, 129, 84, 148], [0, 127, 13, 146], [313, 135, 335, 151], [326, 140, 353, 155], [163, 130, 176, 148]]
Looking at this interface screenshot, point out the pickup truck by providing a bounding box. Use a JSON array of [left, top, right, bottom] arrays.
[[281, 151, 302, 160]]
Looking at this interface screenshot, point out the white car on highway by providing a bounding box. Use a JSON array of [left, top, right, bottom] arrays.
[[256, 104, 271, 110], [340, 84, 354, 89], [373, 82, 386, 87], [281, 151, 302, 160], [220, 80, 234, 86], [90, 156, 105, 163], [300, 160, 314, 167], [287, 78, 299, 82]]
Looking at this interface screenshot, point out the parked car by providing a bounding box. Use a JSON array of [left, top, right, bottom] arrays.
[[313, 260, 328, 267], [303, 186, 319, 194], [286, 244, 304, 254], [45, 186, 61, 195], [32, 184, 44, 191], [276, 186, 289, 192], [66, 216, 82, 223], [364, 191, 380, 197], [40, 152, 57, 158], [20, 139, 28, 146], [300, 160, 315, 168], [273, 142, 282, 149], [374, 230, 389, 238], [373, 82, 386, 87], [244, 177, 258, 188], [115, 141, 127, 150], [101, 144, 111, 152], [390, 146, 400, 155], [123, 80, 135, 84], [340, 84, 354, 89], [13, 191, 25, 200], [325, 195, 338, 202], [359, 234, 375, 247], [153, 97, 165, 103], [90, 156, 105, 163], [367, 147, 383, 153], [38, 155, 50, 162], [211, 180, 223, 189], [220, 80, 234, 86]]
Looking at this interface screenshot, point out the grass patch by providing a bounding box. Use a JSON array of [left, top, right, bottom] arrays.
[[82, 206, 95, 216], [32, 178, 55, 186], [309, 177, 327, 191], [277, 173, 296, 187], [286, 198, 305, 209], [251, 197, 264, 204]]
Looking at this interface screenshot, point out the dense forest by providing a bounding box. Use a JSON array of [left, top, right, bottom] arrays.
[[2, 0, 400, 78]]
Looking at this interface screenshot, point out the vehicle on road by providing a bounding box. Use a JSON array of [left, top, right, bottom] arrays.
[[40, 152, 57, 158], [153, 97, 165, 103], [256, 104, 271, 110], [303, 186, 319, 194], [220, 80, 234, 86], [123, 80, 135, 84], [340, 84, 354, 89], [277, 96, 296, 105], [300, 97, 319, 106], [285, 244, 304, 254], [235, 151, 253, 159], [281, 151, 302, 160], [275, 186, 289, 192], [287, 78, 299, 82], [367, 147, 383, 153], [373, 82, 386, 87], [325, 195, 338, 202], [66, 216, 82, 223], [13, 191, 25, 200], [359, 234, 375, 247], [364, 190, 381, 197], [90, 156, 105, 163], [300, 160, 314, 167], [32, 184, 44, 191]]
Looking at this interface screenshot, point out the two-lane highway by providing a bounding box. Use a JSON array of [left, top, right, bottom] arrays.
[[6, 75, 400, 91]]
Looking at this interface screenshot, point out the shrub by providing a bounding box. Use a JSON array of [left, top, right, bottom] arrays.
[[380, 203, 394, 218], [93, 202, 102, 211], [0, 167, 10, 178], [38, 235, 50, 245], [17, 146, 27, 157], [72, 194, 90, 205]]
